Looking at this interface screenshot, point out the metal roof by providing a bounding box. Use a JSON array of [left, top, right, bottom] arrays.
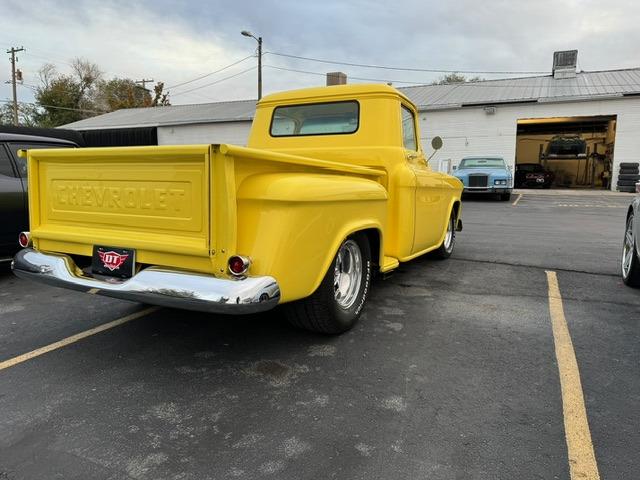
[[62, 68, 640, 130], [63, 99, 258, 130], [400, 68, 640, 110]]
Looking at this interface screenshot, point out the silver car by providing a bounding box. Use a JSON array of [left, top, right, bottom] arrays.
[[622, 182, 640, 286]]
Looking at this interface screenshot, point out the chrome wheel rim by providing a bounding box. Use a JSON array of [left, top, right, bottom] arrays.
[[443, 216, 455, 252], [334, 240, 363, 309], [622, 215, 635, 278]]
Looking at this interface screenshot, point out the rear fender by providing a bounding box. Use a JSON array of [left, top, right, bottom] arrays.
[[236, 172, 387, 302]]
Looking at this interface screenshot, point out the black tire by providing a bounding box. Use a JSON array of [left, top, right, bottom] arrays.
[[618, 186, 636, 192], [617, 179, 637, 187], [618, 174, 640, 181], [622, 212, 640, 287], [500, 192, 512, 201], [619, 168, 639, 175], [620, 162, 639, 168], [284, 233, 372, 334], [433, 210, 456, 259]]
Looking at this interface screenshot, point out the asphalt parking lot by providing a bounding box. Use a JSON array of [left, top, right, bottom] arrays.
[[1, 191, 638, 480]]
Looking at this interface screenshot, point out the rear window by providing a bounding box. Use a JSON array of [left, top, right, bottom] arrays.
[[270, 101, 359, 137], [459, 158, 506, 169], [518, 164, 543, 172]]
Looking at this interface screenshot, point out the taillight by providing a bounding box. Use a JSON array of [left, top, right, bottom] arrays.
[[228, 255, 251, 276], [18, 231, 31, 248]]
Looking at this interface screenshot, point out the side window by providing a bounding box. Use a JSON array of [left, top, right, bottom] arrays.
[[401, 105, 417, 151], [8, 143, 73, 178], [0, 145, 16, 177]]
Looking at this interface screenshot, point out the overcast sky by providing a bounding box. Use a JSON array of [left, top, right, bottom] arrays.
[[1, 0, 639, 107]]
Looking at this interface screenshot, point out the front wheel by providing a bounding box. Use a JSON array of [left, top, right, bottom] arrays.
[[622, 212, 640, 287], [285, 233, 372, 334], [433, 210, 456, 259]]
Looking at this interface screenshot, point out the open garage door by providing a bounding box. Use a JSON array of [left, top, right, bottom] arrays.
[[515, 116, 617, 190]]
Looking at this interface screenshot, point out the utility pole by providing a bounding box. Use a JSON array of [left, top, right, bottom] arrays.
[[135, 78, 154, 91], [7, 46, 24, 126]]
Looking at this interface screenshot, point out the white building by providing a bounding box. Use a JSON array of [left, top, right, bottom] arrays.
[[64, 51, 640, 190]]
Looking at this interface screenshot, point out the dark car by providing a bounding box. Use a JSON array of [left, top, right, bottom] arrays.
[[544, 135, 587, 159], [0, 133, 77, 261], [515, 163, 555, 188]]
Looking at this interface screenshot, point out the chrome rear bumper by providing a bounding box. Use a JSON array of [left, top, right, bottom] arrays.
[[12, 249, 280, 315]]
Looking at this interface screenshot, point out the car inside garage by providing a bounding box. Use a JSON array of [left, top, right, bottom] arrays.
[[515, 116, 620, 190]]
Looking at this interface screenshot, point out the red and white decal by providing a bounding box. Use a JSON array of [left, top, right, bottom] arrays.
[[98, 250, 129, 271]]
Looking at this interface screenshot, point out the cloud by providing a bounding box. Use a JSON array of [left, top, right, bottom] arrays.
[[1, 0, 639, 107]]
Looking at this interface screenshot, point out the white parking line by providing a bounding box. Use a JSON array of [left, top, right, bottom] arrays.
[[512, 193, 523, 206], [555, 204, 620, 208], [0, 306, 159, 372], [546, 271, 600, 480]]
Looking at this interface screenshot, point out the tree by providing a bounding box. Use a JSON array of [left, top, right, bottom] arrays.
[[97, 78, 152, 111], [150, 82, 170, 106], [0, 102, 39, 127], [34, 60, 103, 127], [33, 57, 169, 127], [71, 58, 103, 113], [432, 73, 483, 85]]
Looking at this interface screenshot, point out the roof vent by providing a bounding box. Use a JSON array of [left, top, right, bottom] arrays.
[[552, 50, 578, 79], [326, 72, 347, 86]]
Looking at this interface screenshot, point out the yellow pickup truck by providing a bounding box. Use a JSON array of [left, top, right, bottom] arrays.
[[13, 84, 462, 333]]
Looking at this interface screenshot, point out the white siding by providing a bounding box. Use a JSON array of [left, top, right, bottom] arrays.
[[157, 121, 252, 146], [419, 96, 640, 190]]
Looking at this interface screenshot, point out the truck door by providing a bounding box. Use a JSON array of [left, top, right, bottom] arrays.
[[401, 105, 447, 253], [0, 144, 26, 255]]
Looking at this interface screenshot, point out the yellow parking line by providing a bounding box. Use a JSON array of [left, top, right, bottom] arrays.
[[512, 193, 523, 206], [0, 306, 159, 372], [545, 271, 600, 480]]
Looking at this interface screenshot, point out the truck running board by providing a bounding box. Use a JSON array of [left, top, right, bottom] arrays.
[[381, 256, 399, 273]]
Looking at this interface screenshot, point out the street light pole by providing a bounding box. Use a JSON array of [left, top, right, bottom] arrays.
[[257, 36, 262, 100], [241, 30, 262, 100]]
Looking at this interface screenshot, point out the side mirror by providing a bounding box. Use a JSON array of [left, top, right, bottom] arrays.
[[426, 136, 444, 165]]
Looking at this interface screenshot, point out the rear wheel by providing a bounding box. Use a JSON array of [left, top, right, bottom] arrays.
[[622, 212, 640, 287], [433, 210, 456, 259], [285, 233, 372, 334]]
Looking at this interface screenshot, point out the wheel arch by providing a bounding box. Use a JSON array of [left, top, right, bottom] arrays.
[[310, 223, 383, 297]]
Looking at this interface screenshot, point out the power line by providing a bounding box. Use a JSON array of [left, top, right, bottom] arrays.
[[266, 51, 549, 75], [0, 98, 106, 114], [265, 64, 426, 85], [167, 55, 254, 90], [21, 50, 74, 68], [171, 66, 257, 97]]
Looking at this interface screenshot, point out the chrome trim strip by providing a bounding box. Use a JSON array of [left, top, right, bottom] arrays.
[[12, 249, 280, 315]]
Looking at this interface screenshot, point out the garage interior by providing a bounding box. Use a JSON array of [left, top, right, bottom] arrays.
[[515, 115, 617, 189]]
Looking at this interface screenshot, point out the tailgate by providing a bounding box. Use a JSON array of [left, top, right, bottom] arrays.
[[28, 145, 211, 267]]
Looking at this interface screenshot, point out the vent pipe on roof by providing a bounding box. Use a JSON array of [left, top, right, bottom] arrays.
[[552, 50, 578, 79], [326, 72, 347, 86]]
